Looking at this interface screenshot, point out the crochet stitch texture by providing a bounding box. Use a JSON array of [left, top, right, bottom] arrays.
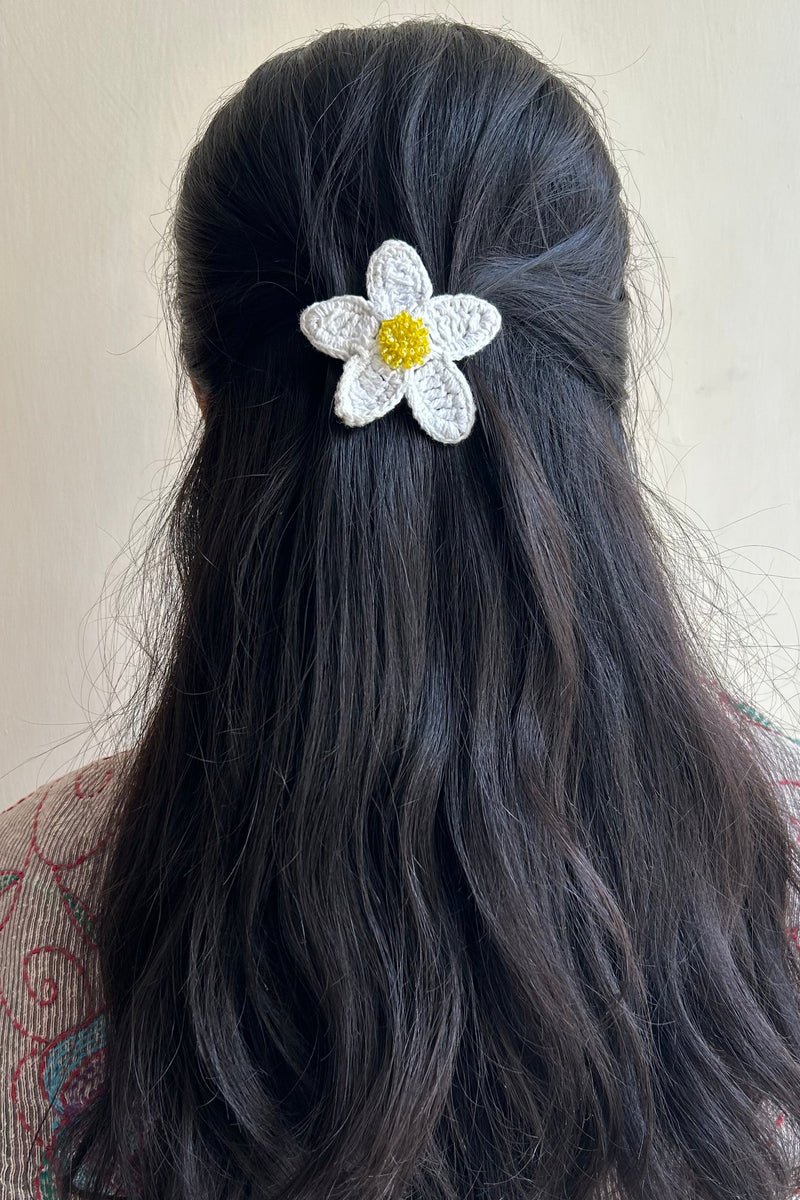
[[298, 239, 501, 444]]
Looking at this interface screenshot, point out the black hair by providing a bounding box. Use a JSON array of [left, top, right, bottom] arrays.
[[50, 17, 800, 1200]]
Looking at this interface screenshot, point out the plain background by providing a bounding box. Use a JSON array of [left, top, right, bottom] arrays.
[[2, 0, 799, 810]]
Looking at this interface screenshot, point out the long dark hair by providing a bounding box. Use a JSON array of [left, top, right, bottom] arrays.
[[51, 17, 800, 1199]]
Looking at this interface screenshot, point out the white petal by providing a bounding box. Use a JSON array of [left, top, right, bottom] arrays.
[[334, 349, 406, 428], [405, 357, 476, 445], [299, 296, 378, 360], [365, 239, 433, 320], [420, 293, 502, 360]]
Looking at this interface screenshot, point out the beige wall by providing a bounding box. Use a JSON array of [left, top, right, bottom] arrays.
[[2, 0, 799, 809]]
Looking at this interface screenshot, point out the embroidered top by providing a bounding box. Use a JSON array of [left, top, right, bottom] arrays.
[[0, 752, 131, 1198], [2, 703, 800, 1197]]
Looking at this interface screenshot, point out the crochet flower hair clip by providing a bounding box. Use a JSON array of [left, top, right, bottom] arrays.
[[298, 238, 501, 444]]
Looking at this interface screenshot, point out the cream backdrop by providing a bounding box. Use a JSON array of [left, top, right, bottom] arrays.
[[2, 0, 799, 809]]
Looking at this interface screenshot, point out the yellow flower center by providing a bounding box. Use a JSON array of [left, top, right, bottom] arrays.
[[376, 310, 431, 370]]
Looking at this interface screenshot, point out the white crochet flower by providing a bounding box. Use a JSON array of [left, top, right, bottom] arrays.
[[298, 238, 501, 445]]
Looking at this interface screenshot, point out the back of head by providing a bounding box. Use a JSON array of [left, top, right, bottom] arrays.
[[52, 19, 800, 1200]]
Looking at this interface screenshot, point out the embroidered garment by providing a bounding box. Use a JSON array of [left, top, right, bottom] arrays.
[[0, 753, 129, 1198], [2, 705, 800, 1196]]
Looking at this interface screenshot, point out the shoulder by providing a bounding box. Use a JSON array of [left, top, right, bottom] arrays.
[[0, 751, 131, 868], [0, 750, 131, 1195]]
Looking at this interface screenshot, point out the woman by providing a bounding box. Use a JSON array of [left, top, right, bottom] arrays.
[[3, 17, 800, 1200]]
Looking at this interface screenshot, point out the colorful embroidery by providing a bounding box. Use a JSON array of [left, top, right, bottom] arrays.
[[718, 690, 800, 746], [36, 1013, 108, 1197], [0, 756, 122, 1195], [0, 873, 22, 897]]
